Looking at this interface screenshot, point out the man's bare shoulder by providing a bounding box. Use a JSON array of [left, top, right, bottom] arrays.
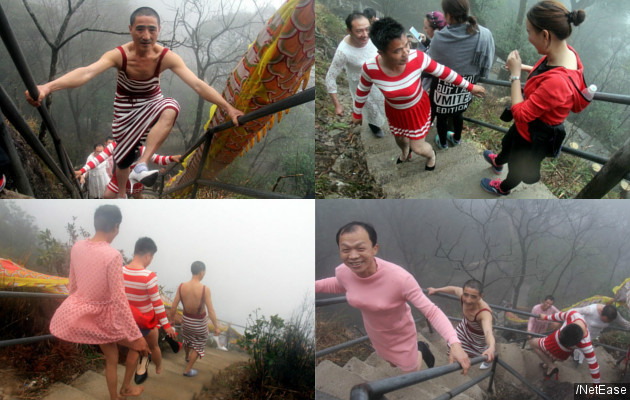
[[101, 45, 128, 69], [160, 48, 184, 69]]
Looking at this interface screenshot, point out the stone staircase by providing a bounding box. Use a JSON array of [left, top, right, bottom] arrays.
[[316, 324, 622, 400], [315, 332, 486, 400], [41, 347, 249, 400], [360, 124, 556, 199]]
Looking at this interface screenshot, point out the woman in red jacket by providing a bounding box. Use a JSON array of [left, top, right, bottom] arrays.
[[481, 1, 591, 196]]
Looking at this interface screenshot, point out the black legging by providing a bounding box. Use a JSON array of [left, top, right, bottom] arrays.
[[495, 125, 547, 192], [436, 112, 464, 146]]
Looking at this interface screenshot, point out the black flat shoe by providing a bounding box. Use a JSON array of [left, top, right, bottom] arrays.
[[417, 341, 435, 368], [134, 353, 151, 384], [164, 335, 182, 353], [396, 152, 411, 164], [425, 151, 436, 171]]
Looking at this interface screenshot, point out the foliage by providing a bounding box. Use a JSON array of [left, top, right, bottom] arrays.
[[0, 290, 104, 396], [237, 309, 314, 399], [0, 201, 38, 263], [35, 216, 90, 277]]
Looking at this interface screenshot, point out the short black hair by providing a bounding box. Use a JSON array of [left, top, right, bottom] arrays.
[[94, 205, 122, 233], [134, 237, 157, 256], [191, 261, 206, 275], [336, 221, 377, 247], [369, 17, 405, 52], [558, 323, 583, 347], [602, 305, 618, 321], [94, 143, 104, 150], [363, 8, 377, 20], [345, 11, 368, 30], [544, 295, 555, 302], [130, 7, 160, 26], [463, 279, 483, 294]]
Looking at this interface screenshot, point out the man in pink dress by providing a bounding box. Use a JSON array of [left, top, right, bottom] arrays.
[[49, 205, 150, 400], [316, 221, 471, 374]]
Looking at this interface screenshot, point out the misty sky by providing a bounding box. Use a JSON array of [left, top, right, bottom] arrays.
[[15, 199, 314, 332]]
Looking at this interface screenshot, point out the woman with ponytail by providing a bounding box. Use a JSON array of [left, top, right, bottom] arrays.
[[428, 0, 495, 150], [481, 1, 590, 196]]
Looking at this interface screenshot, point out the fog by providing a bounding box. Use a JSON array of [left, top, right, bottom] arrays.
[[14, 199, 315, 332], [316, 199, 630, 315]]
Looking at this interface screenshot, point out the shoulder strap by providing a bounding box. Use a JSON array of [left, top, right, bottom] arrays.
[[197, 285, 206, 314], [116, 46, 127, 72], [154, 47, 169, 77], [474, 308, 492, 322], [177, 283, 185, 308]]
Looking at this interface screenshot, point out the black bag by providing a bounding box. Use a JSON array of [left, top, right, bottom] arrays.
[[500, 107, 513, 122], [528, 119, 566, 158]]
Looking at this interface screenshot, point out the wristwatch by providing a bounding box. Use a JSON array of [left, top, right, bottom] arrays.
[[510, 75, 521, 82]]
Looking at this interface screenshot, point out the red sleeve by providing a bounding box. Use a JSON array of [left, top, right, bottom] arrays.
[[151, 154, 174, 165], [511, 75, 563, 124], [422, 53, 473, 91], [146, 271, 171, 330], [541, 311, 568, 322], [577, 339, 600, 383], [352, 63, 374, 120]]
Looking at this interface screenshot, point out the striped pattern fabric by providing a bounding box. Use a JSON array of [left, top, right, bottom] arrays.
[[454, 310, 490, 357], [353, 50, 472, 139], [79, 142, 176, 195], [182, 313, 209, 358], [112, 46, 180, 165], [122, 266, 171, 331], [80, 142, 175, 174], [540, 310, 600, 383]]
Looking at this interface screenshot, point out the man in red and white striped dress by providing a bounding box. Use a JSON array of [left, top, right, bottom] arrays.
[[27, 7, 243, 198], [122, 237, 176, 392], [428, 279, 496, 370], [530, 310, 601, 383], [75, 141, 180, 199]]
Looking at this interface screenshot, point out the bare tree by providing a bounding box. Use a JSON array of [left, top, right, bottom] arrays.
[[169, 0, 268, 148]]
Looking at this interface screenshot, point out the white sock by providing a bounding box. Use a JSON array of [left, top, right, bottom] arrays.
[[133, 162, 148, 173]]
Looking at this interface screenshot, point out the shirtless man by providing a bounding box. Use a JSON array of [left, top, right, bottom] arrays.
[[26, 7, 243, 198], [428, 279, 497, 369], [170, 261, 220, 377]]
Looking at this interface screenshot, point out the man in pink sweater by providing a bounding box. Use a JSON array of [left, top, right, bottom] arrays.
[[527, 295, 561, 339], [316, 221, 471, 374]]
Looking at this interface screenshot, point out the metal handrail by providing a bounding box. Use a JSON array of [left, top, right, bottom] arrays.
[[317, 294, 628, 352], [159, 87, 315, 197], [462, 115, 630, 181], [349, 354, 491, 400], [478, 77, 630, 105], [316, 317, 425, 358], [0, 2, 80, 196]]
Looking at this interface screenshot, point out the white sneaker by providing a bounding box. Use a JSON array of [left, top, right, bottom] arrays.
[[129, 169, 159, 187], [479, 361, 492, 370]]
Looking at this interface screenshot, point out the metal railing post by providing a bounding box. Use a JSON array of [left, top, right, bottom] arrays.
[[0, 85, 78, 196], [487, 355, 498, 393], [0, 3, 78, 183], [0, 116, 33, 196]]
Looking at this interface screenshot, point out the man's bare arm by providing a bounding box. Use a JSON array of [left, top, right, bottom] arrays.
[[427, 286, 463, 297], [26, 49, 120, 107], [166, 52, 243, 126]]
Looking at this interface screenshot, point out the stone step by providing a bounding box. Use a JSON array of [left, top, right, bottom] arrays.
[[41, 381, 99, 400], [316, 359, 367, 400], [361, 125, 556, 199], [42, 346, 249, 400]]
